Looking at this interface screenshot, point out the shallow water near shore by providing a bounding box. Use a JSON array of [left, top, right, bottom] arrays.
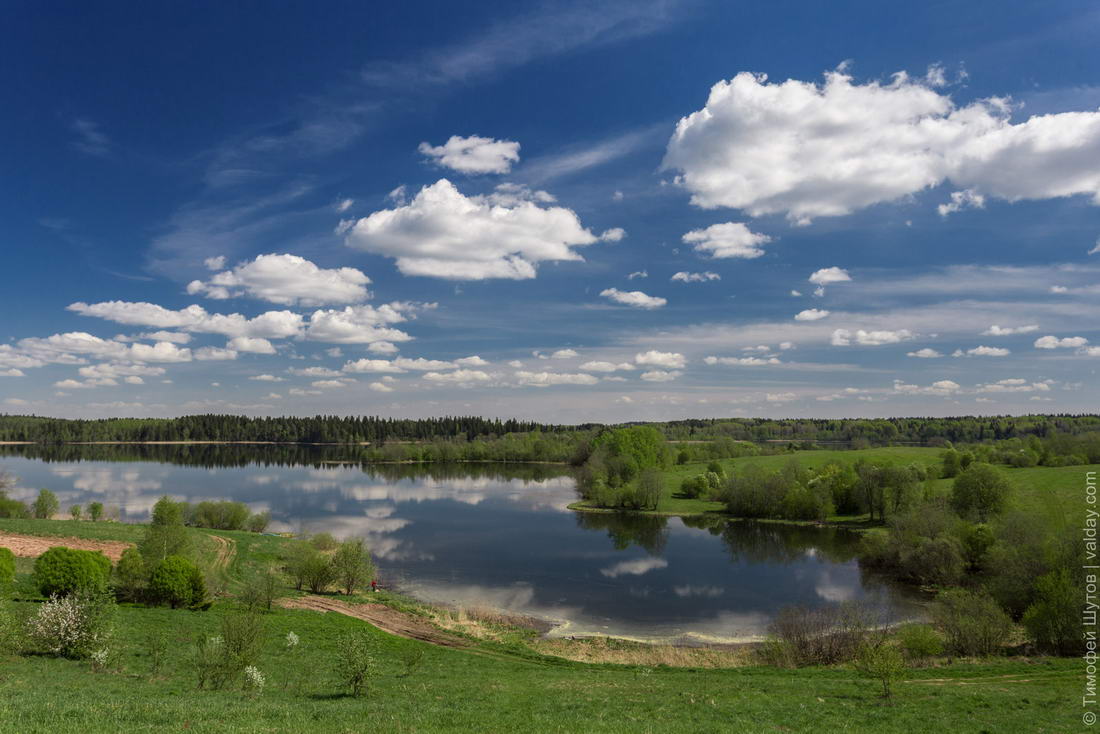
[[0, 445, 925, 641]]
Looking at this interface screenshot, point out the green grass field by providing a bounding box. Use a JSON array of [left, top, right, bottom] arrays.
[[0, 597, 1082, 733]]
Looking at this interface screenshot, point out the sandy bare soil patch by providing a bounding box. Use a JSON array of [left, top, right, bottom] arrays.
[[0, 531, 133, 562], [279, 595, 470, 648]]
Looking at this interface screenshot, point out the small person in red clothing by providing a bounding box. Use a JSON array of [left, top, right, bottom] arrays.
[[371, 579, 378, 592]]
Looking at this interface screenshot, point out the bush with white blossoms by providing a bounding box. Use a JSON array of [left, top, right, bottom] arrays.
[[26, 589, 114, 659], [90, 647, 110, 672], [243, 664, 265, 695], [285, 631, 299, 648]]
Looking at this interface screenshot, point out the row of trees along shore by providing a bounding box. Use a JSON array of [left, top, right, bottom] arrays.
[[1, 413, 1098, 445]]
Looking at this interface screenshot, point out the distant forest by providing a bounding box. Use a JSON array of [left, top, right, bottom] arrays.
[[1, 412, 1098, 446]]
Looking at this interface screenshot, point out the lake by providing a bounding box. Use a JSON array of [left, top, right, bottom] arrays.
[[0, 445, 925, 642]]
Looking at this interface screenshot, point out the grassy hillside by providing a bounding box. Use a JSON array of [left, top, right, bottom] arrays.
[[0, 598, 1079, 733]]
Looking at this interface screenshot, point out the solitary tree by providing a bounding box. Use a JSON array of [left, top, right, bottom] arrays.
[[33, 489, 59, 519], [88, 502, 103, 522], [70, 505, 82, 521]]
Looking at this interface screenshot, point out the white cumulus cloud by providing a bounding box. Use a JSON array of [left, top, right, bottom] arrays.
[[418, 135, 520, 174], [794, 308, 830, 321], [664, 67, 1100, 224], [346, 179, 600, 280], [671, 271, 720, 283], [578, 361, 635, 372], [600, 288, 666, 309], [681, 222, 771, 259], [303, 304, 419, 344], [513, 371, 597, 387], [227, 337, 276, 354], [635, 350, 686, 369], [808, 267, 851, 286], [831, 329, 913, 346], [640, 370, 681, 382], [984, 324, 1039, 336], [954, 345, 1011, 357], [186, 253, 371, 306], [1034, 335, 1089, 349]]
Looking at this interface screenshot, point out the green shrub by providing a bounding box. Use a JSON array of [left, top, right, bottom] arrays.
[[304, 551, 335, 594], [0, 547, 15, 586], [193, 500, 250, 531], [0, 494, 29, 519], [959, 522, 995, 570], [239, 566, 281, 612], [852, 641, 906, 698], [147, 555, 205, 608], [897, 623, 943, 662], [310, 533, 338, 551], [760, 602, 883, 667], [331, 539, 374, 596], [34, 547, 111, 597], [196, 609, 266, 690], [246, 511, 271, 533], [857, 529, 894, 567], [1022, 569, 1081, 655], [113, 547, 147, 602], [680, 475, 706, 499], [333, 631, 378, 696], [899, 536, 964, 586], [932, 589, 1013, 657], [951, 463, 1011, 521], [88, 502, 103, 522]]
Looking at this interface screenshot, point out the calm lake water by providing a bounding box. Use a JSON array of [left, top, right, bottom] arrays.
[[0, 446, 925, 642]]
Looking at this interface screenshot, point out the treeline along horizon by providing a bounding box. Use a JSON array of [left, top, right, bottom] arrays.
[[1, 412, 1098, 445], [0, 414, 581, 444]]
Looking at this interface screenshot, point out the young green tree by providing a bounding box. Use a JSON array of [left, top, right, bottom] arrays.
[[951, 463, 1011, 521], [138, 496, 193, 566], [333, 631, 378, 697], [33, 489, 59, 519], [69, 504, 82, 521], [331, 539, 374, 596], [88, 502, 103, 522], [852, 642, 906, 699]]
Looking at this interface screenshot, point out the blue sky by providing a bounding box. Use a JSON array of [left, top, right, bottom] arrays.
[[2, 0, 1099, 422]]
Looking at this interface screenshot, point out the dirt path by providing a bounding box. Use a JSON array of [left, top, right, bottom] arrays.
[[278, 595, 470, 649], [0, 531, 133, 562], [205, 533, 236, 572]]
